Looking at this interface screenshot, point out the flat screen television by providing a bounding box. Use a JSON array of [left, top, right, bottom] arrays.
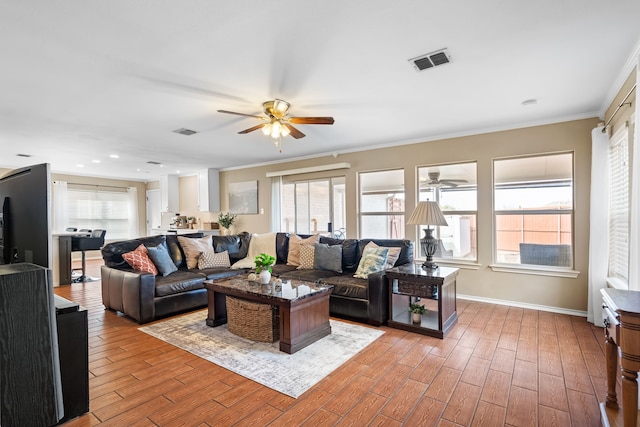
[[0, 163, 51, 267]]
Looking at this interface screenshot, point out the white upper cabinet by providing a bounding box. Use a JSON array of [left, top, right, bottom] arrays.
[[198, 168, 220, 212], [159, 174, 179, 213]]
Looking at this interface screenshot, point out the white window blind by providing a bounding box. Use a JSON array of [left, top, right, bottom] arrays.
[[67, 188, 130, 240], [608, 126, 630, 281]]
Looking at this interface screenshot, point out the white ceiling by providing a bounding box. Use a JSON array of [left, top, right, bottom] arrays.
[[1, 1, 639, 182]]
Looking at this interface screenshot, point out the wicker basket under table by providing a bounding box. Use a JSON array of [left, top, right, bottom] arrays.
[[226, 296, 280, 343]]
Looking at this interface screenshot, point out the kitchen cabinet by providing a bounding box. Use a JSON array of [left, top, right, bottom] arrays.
[[160, 174, 179, 213], [198, 168, 220, 212]]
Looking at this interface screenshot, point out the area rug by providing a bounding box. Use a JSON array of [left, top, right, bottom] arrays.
[[139, 310, 384, 398]]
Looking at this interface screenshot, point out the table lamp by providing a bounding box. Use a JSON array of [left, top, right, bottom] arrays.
[[407, 201, 448, 269]]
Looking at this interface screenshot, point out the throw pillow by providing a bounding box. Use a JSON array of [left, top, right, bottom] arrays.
[[198, 250, 231, 269], [287, 234, 319, 266], [231, 232, 277, 269], [353, 246, 390, 279], [146, 242, 178, 277], [177, 235, 213, 269], [313, 243, 343, 273], [297, 244, 316, 270], [122, 244, 158, 275], [364, 241, 401, 269]]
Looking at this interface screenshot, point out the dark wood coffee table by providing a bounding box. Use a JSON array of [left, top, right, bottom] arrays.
[[204, 277, 333, 354]]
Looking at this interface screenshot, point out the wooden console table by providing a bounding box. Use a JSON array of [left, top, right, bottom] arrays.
[[601, 288, 640, 427]]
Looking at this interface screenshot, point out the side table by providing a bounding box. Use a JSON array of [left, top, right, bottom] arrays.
[[386, 265, 458, 338]]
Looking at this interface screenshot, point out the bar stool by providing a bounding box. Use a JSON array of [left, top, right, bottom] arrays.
[[71, 229, 106, 282]]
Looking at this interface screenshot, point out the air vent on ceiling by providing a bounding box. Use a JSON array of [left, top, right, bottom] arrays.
[[409, 48, 451, 71], [16, 153, 33, 157], [173, 128, 198, 136], [147, 161, 163, 166]]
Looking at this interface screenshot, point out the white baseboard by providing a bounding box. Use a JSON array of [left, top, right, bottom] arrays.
[[457, 293, 587, 318]]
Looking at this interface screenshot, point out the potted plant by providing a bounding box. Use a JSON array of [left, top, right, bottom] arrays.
[[409, 302, 426, 324], [254, 253, 276, 285], [187, 216, 197, 229], [217, 212, 237, 235]]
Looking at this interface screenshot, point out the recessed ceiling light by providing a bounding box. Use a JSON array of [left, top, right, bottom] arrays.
[[76, 164, 85, 168], [92, 159, 101, 163], [109, 154, 119, 159], [522, 99, 537, 106]]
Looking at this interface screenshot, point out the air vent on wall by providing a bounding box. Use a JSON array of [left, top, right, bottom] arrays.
[[16, 153, 33, 157], [147, 161, 162, 166], [173, 128, 198, 136], [409, 48, 451, 71]]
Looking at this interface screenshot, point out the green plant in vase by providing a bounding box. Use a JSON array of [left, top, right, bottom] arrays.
[[217, 212, 237, 234], [409, 302, 427, 324], [254, 253, 276, 284]]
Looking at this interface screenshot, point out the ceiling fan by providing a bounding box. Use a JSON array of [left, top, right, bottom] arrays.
[[217, 99, 334, 150], [424, 171, 468, 188]]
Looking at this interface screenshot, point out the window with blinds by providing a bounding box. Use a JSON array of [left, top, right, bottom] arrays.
[[67, 188, 130, 240], [608, 127, 630, 282]]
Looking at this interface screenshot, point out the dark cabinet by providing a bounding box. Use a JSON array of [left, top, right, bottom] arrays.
[[0, 263, 64, 426], [387, 265, 458, 339]]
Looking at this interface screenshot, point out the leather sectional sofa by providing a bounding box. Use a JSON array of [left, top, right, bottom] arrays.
[[100, 232, 413, 325]]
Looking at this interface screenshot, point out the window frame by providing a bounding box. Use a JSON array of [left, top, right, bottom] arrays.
[[358, 169, 405, 239], [416, 162, 478, 264], [490, 152, 579, 278]]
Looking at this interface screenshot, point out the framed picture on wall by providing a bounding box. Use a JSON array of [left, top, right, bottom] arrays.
[[228, 180, 258, 214]]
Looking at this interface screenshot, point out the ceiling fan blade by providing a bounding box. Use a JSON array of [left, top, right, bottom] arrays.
[[238, 123, 266, 134], [284, 124, 305, 139], [289, 116, 335, 125], [218, 110, 264, 119]]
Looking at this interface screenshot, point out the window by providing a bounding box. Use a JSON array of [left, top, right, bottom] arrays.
[[417, 163, 477, 261], [359, 169, 404, 239], [67, 187, 131, 240], [280, 177, 345, 236], [493, 153, 574, 268], [608, 127, 629, 281]]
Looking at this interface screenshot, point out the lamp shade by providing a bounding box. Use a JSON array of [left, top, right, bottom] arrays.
[[406, 201, 448, 226]]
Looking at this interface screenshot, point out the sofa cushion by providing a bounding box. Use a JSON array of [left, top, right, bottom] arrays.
[[198, 250, 231, 269], [362, 241, 401, 269], [320, 237, 359, 273], [297, 244, 316, 269], [358, 238, 413, 268], [122, 244, 159, 275], [154, 271, 206, 297], [354, 246, 389, 279], [178, 235, 213, 269], [314, 243, 343, 273], [101, 235, 166, 268], [231, 232, 277, 269], [322, 275, 368, 300], [146, 242, 178, 277], [287, 234, 320, 266], [165, 232, 204, 268], [212, 232, 251, 264]]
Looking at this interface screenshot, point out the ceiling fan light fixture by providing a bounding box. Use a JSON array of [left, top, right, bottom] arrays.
[[270, 120, 282, 138], [273, 99, 290, 116], [280, 125, 291, 137], [262, 123, 272, 135]]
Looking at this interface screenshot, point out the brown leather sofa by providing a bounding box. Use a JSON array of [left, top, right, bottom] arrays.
[[100, 232, 413, 325]]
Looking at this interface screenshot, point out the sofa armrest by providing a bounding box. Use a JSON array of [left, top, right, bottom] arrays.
[[101, 265, 156, 323], [366, 270, 390, 325]]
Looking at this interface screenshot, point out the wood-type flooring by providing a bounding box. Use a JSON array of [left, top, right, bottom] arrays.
[[55, 259, 608, 426]]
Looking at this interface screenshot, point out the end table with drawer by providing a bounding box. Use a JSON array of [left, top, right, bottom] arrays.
[[386, 265, 458, 338]]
